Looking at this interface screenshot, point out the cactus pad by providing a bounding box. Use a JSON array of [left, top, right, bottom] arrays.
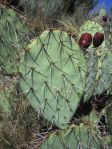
[[83, 51, 98, 101], [0, 5, 28, 75], [19, 30, 87, 129], [94, 51, 112, 95], [40, 124, 106, 149]]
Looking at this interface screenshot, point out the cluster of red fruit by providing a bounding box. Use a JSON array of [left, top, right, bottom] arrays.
[[79, 32, 104, 50]]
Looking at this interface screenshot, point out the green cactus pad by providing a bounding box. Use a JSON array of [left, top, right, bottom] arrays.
[[94, 51, 112, 95], [19, 30, 87, 129], [83, 51, 98, 101], [0, 5, 28, 75], [40, 124, 106, 149], [79, 21, 105, 48]]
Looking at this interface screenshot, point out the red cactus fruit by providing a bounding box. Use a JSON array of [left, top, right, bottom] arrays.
[[79, 33, 92, 49], [93, 32, 104, 48], [102, 16, 108, 22]]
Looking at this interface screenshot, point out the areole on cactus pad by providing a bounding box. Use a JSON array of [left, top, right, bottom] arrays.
[[19, 29, 87, 129]]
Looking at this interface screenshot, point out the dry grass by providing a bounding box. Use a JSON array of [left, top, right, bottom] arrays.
[[0, 99, 42, 149]]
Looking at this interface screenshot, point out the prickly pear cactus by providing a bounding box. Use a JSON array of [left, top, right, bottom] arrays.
[[79, 21, 105, 101], [0, 5, 29, 75], [40, 124, 107, 149], [79, 21, 105, 48], [78, 20, 112, 103], [19, 29, 87, 129]]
